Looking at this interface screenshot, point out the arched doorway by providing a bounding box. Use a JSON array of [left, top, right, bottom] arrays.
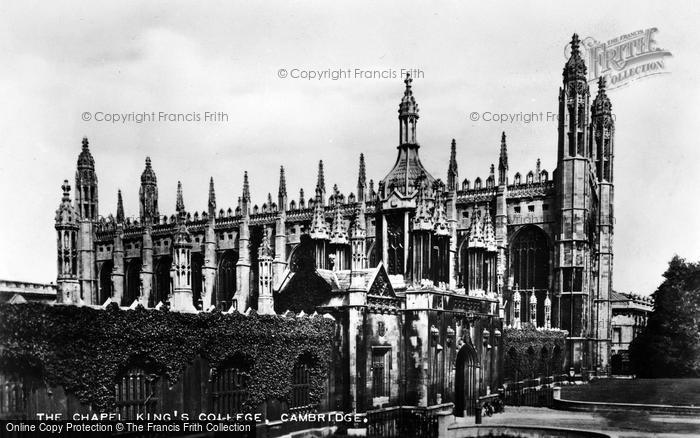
[[216, 250, 237, 309], [99, 261, 113, 304], [611, 354, 623, 375], [454, 343, 479, 417]]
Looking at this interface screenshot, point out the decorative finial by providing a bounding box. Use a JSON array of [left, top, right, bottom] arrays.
[[357, 154, 366, 191], [315, 160, 325, 201], [404, 72, 412, 87], [208, 177, 216, 212], [242, 171, 250, 202], [145, 156, 151, 168], [176, 181, 185, 214], [571, 33, 580, 54], [61, 180, 71, 200], [82, 136, 89, 150], [279, 166, 287, 196], [598, 76, 606, 91], [116, 190, 125, 223]]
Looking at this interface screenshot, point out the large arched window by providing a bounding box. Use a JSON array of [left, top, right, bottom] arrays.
[[99, 261, 113, 304], [124, 259, 141, 306], [151, 257, 171, 307], [386, 216, 404, 275], [290, 235, 315, 273], [216, 250, 237, 309], [191, 253, 203, 309], [510, 226, 549, 290]]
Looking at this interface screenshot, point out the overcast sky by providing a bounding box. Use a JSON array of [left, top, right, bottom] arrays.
[[1, 0, 698, 295]]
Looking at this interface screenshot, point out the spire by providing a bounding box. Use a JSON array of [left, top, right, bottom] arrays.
[[468, 211, 485, 248], [55, 180, 77, 225], [309, 201, 329, 240], [350, 203, 366, 239], [116, 190, 125, 223], [77, 136, 95, 169], [299, 188, 305, 208], [489, 164, 495, 186], [176, 181, 185, 219], [398, 73, 419, 145], [141, 157, 157, 184], [139, 157, 159, 222], [536, 159, 541, 182], [208, 177, 216, 217], [242, 171, 251, 203], [564, 33, 587, 83], [357, 154, 366, 202], [447, 139, 458, 191], [315, 160, 326, 204], [412, 174, 433, 231], [592, 76, 612, 116], [433, 189, 449, 236], [498, 132, 508, 185], [278, 166, 287, 210], [329, 204, 348, 245], [61, 180, 71, 202], [75, 136, 98, 220], [483, 210, 497, 252], [382, 75, 434, 198]]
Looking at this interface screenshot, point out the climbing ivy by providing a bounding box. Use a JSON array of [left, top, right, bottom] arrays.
[[0, 302, 335, 412], [502, 324, 567, 381]]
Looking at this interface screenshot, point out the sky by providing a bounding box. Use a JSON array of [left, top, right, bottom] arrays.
[[1, 0, 699, 295]]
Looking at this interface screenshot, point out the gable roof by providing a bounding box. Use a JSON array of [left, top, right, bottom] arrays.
[[279, 262, 396, 298]]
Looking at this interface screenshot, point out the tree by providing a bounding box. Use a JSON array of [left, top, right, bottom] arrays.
[[629, 256, 700, 378]]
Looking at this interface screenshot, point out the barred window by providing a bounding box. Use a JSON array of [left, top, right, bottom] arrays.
[[290, 358, 312, 410], [114, 367, 159, 420], [210, 361, 250, 414], [0, 372, 26, 419], [371, 348, 391, 398]]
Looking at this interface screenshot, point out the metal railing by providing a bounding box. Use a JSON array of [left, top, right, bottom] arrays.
[[365, 404, 452, 438], [502, 374, 568, 408]]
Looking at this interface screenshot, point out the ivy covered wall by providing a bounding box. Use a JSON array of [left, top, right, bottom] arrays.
[[502, 324, 567, 382], [0, 303, 335, 412]]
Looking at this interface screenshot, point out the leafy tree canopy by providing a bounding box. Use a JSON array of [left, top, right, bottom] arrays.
[[630, 255, 700, 378]]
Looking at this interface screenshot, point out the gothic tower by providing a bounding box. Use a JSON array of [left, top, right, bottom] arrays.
[[202, 177, 218, 310], [75, 137, 98, 220], [75, 137, 97, 303], [170, 182, 195, 312], [55, 180, 80, 303], [234, 172, 252, 311], [139, 157, 159, 223], [555, 34, 594, 372], [591, 76, 615, 373], [379, 73, 435, 277]]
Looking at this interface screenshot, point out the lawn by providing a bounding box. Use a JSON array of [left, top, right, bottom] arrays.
[[561, 378, 700, 406]]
